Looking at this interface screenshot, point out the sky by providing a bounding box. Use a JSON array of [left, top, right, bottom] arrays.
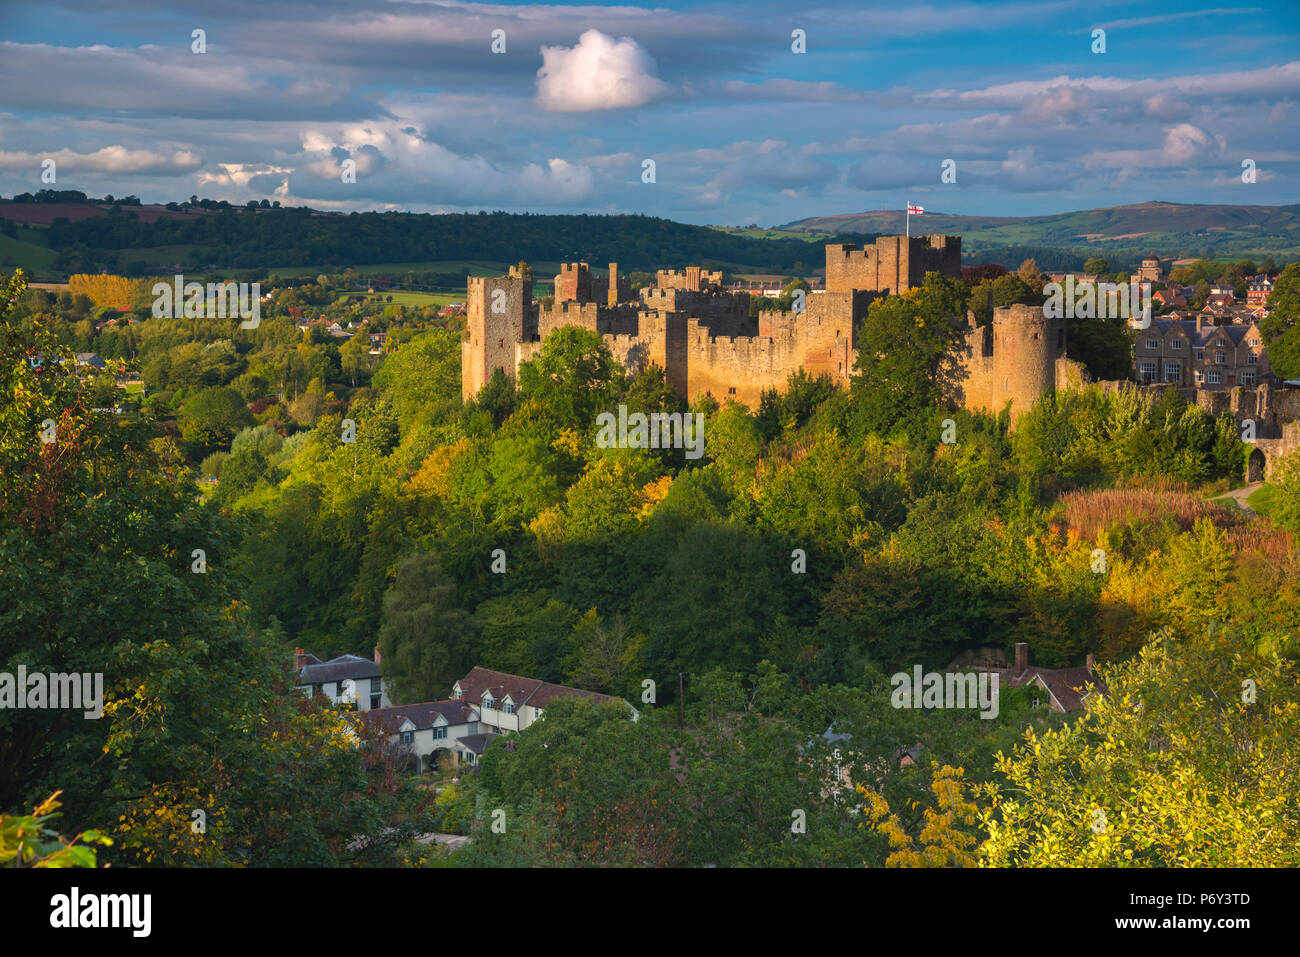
[[1, 0, 1298, 226]]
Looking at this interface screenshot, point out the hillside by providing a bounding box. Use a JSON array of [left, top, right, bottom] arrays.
[[780, 201, 1300, 262]]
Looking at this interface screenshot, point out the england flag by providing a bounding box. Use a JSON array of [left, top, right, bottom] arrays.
[[907, 204, 924, 215]]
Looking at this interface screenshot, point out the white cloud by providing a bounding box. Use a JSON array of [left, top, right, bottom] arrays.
[[0, 145, 200, 174], [536, 29, 669, 112]]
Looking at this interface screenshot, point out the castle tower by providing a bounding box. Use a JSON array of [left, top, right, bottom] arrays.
[[462, 269, 532, 401], [824, 235, 962, 295], [989, 303, 1064, 421], [554, 262, 592, 304]]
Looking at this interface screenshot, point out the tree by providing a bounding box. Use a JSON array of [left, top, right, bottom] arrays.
[[566, 610, 645, 695], [981, 623, 1300, 866], [1260, 263, 1300, 380], [1083, 256, 1109, 278], [516, 326, 623, 430], [179, 386, 253, 453], [849, 272, 967, 441], [377, 551, 479, 703], [340, 333, 370, 388]]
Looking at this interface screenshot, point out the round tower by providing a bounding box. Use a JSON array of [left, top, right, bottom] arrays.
[[992, 304, 1060, 420]]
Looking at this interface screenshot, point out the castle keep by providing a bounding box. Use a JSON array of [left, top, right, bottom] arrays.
[[462, 235, 1077, 420]]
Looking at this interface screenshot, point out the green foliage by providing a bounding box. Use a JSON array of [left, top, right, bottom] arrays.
[[850, 273, 968, 442]]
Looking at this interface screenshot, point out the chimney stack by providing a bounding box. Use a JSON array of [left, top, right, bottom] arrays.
[[1196, 313, 1203, 332], [1086, 653, 1096, 676], [1014, 642, 1029, 675], [373, 643, 382, 665], [293, 648, 310, 670]]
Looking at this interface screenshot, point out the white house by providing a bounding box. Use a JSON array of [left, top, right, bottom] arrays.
[[449, 666, 628, 735], [361, 700, 490, 772], [294, 646, 391, 712]]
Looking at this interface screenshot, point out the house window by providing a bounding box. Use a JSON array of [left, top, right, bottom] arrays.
[[432, 725, 448, 740], [399, 730, 414, 745], [1242, 370, 1257, 385], [1194, 370, 1204, 383], [370, 684, 382, 709], [1171, 339, 1183, 350], [728, 387, 736, 395], [1164, 362, 1180, 382], [483, 697, 495, 710], [1215, 350, 1225, 364], [1208, 370, 1222, 385], [1195, 350, 1205, 361], [504, 703, 515, 715], [1147, 338, 1158, 349], [466, 722, 478, 735], [1247, 353, 1257, 365], [1139, 361, 1157, 381], [1248, 337, 1260, 346]]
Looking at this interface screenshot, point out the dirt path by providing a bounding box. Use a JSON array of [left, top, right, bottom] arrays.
[[1218, 482, 1263, 515]]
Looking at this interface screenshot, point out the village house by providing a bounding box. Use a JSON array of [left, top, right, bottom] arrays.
[[361, 699, 488, 772], [294, 647, 391, 712], [450, 666, 630, 734], [1135, 317, 1273, 389], [1003, 642, 1105, 713]]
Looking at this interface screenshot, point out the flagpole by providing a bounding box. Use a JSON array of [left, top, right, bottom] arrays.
[[906, 203, 910, 239]]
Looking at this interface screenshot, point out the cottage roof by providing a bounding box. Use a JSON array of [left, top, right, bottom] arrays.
[[452, 666, 618, 710], [362, 700, 478, 734], [297, 654, 380, 685]]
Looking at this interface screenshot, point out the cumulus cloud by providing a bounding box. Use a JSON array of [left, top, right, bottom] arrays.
[[0, 145, 200, 174], [536, 29, 670, 112]]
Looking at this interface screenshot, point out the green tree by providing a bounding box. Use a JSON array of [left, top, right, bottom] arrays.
[[377, 550, 479, 703]]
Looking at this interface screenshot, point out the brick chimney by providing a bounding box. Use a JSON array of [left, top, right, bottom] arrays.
[[1196, 313, 1203, 332], [293, 648, 310, 670], [1014, 642, 1029, 675], [373, 643, 382, 665], [1086, 653, 1096, 676]]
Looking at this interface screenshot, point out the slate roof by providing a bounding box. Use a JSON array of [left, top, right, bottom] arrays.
[[452, 666, 619, 710], [1014, 665, 1106, 712], [297, 654, 381, 686], [1151, 318, 1257, 347], [457, 732, 500, 755], [362, 700, 478, 734]]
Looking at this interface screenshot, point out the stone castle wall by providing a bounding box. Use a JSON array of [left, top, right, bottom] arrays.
[[825, 235, 961, 295], [462, 239, 1083, 422]]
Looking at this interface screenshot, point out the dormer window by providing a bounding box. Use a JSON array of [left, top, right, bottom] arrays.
[[505, 702, 515, 715], [483, 696, 495, 710]]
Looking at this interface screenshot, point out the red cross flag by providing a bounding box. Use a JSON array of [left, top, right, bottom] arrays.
[[907, 204, 924, 215]]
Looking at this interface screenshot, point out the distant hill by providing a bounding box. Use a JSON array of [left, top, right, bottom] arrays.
[[779, 201, 1300, 262]]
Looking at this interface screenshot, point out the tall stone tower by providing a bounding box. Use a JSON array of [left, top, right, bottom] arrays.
[[462, 266, 532, 401], [957, 303, 1065, 421], [825, 235, 962, 295]]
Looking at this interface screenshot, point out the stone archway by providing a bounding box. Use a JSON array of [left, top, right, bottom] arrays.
[[1247, 447, 1266, 483]]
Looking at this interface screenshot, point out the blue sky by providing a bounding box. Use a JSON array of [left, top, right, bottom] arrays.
[[1, 0, 1297, 225]]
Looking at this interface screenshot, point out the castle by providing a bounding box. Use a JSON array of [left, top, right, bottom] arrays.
[[462, 235, 1078, 421]]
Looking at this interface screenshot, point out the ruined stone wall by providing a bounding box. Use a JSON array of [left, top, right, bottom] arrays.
[[656, 267, 723, 292], [683, 319, 802, 406], [953, 304, 1063, 421], [463, 273, 531, 400], [553, 263, 592, 304], [825, 235, 961, 295], [638, 287, 752, 336]]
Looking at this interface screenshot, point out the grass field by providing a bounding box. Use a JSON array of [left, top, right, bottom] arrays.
[[335, 289, 463, 308], [1247, 484, 1278, 517]]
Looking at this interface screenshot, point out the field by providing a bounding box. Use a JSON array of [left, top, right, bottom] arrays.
[[335, 289, 463, 308]]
